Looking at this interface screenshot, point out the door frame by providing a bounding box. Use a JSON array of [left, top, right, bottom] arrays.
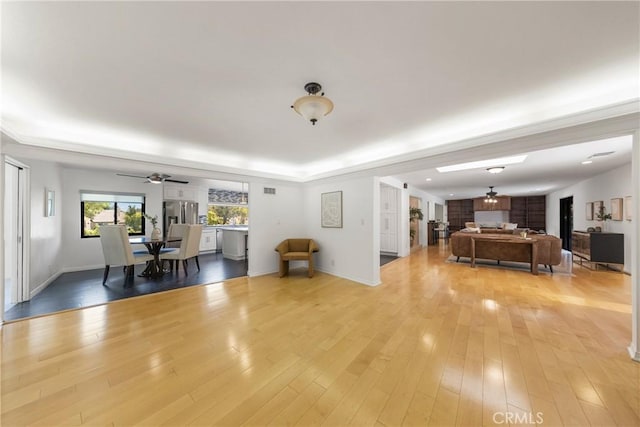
[[2, 156, 31, 316]]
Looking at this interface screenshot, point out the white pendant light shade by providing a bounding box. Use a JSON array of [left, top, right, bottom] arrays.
[[291, 82, 334, 125]]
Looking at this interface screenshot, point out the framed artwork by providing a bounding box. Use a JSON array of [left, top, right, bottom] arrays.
[[593, 200, 603, 220], [45, 188, 55, 217], [610, 198, 623, 221], [625, 196, 632, 221], [321, 191, 343, 228], [585, 202, 593, 221]]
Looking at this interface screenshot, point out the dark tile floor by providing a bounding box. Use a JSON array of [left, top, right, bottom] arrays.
[[380, 254, 399, 266], [4, 252, 248, 321]]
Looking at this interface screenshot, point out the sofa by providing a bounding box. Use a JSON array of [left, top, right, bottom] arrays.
[[450, 231, 562, 273]]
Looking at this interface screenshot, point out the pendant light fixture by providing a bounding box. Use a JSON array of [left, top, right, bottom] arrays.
[[291, 82, 334, 125], [484, 186, 498, 204]]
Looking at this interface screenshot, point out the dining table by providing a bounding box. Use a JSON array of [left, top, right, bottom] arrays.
[[129, 236, 181, 277]]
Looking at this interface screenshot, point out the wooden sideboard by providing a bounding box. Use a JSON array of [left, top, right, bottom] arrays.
[[571, 231, 624, 266]]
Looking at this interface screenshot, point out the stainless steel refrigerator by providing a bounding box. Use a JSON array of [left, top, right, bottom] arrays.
[[163, 200, 199, 237]]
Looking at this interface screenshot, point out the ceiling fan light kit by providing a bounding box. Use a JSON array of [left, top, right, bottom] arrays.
[[487, 166, 505, 174], [116, 173, 189, 184], [484, 186, 498, 203], [291, 82, 334, 125]]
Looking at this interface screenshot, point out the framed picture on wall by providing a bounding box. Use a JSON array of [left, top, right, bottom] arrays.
[[593, 200, 603, 220], [610, 198, 623, 221], [585, 202, 593, 221], [321, 191, 343, 228], [625, 196, 632, 221]]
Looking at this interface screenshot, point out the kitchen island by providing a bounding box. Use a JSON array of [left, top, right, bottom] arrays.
[[221, 226, 248, 260]]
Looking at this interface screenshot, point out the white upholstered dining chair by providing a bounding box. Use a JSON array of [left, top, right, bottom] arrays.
[[99, 225, 154, 285], [160, 224, 203, 275]]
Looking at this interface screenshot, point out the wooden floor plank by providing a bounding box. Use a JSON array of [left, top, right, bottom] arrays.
[[1, 244, 637, 426]]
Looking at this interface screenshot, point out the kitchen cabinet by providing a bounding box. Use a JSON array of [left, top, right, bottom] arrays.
[[473, 196, 511, 211], [197, 187, 209, 216], [221, 227, 248, 260], [199, 228, 219, 253], [164, 183, 196, 201]]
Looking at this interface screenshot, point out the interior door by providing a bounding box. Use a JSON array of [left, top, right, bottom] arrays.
[[380, 185, 398, 253], [559, 196, 573, 251], [4, 161, 25, 312]]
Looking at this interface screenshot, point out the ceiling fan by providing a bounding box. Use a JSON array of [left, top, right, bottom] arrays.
[[116, 173, 189, 184]]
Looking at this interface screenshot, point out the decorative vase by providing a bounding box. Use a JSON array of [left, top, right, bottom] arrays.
[[151, 227, 161, 240]]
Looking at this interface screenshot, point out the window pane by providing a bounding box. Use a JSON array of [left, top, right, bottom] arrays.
[[207, 205, 249, 225], [121, 203, 143, 234], [83, 202, 115, 236]]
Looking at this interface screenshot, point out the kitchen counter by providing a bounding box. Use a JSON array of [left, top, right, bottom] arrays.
[[221, 227, 249, 260]]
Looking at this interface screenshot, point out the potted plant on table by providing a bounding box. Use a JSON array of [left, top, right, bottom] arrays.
[[409, 207, 424, 246], [144, 214, 161, 240], [595, 204, 612, 232]]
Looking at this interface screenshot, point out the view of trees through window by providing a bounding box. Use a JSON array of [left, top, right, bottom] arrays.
[[82, 201, 144, 237], [207, 205, 248, 225]]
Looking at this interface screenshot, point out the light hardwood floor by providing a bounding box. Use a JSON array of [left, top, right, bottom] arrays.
[[2, 244, 638, 426]]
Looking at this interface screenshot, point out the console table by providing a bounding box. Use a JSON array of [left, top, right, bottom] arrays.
[[470, 236, 539, 275]]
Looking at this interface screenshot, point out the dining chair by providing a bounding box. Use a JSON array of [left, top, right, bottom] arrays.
[[160, 224, 203, 275], [99, 225, 154, 285]]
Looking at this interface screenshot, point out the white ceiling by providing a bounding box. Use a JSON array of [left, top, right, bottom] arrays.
[[1, 2, 639, 185]]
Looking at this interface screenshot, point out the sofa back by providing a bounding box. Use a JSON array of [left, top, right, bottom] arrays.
[[450, 232, 562, 266]]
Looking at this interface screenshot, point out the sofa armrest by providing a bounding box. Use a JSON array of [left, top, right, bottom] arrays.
[[275, 240, 289, 254], [308, 239, 319, 253]]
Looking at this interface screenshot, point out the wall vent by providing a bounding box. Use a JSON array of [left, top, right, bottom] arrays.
[[264, 187, 276, 195]]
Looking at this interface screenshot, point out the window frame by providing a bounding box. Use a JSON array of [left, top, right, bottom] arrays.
[[80, 198, 146, 238]]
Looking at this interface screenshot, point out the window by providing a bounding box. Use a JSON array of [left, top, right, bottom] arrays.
[[207, 205, 249, 225], [81, 192, 145, 238], [206, 185, 249, 226]]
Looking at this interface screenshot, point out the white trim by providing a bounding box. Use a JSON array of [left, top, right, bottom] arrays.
[[630, 130, 640, 362], [314, 267, 381, 287], [30, 271, 63, 299]]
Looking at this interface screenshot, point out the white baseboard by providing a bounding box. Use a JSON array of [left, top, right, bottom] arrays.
[[62, 264, 104, 273], [30, 270, 63, 299], [315, 267, 380, 287], [629, 344, 640, 362]]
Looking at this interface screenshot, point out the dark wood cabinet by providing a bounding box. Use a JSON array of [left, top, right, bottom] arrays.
[[509, 196, 546, 230], [572, 231, 624, 264], [446, 199, 474, 232], [473, 196, 511, 211]]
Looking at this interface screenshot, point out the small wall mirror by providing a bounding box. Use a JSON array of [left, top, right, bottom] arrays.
[[45, 188, 55, 217]]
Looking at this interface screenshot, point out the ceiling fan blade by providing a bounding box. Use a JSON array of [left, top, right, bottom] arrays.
[[117, 173, 147, 179], [164, 178, 190, 184]]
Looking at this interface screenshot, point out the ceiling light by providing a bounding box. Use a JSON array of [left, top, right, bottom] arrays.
[[484, 186, 498, 203], [581, 160, 593, 164], [425, 178, 432, 181], [291, 82, 334, 125], [487, 167, 505, 174], [436, 155, 527, 173]]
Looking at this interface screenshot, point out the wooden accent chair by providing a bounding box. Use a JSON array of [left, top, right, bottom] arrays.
[[161, 225, 203, 275], [275, 238, 319, 278], [99, 225, 154, 285]]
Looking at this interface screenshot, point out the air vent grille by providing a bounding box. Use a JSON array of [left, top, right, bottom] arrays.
[[264, 187, 276, 195]]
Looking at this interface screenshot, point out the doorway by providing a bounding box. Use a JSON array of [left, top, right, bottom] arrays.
[[4, 159, 27, 313], [559, 196, 573, 251]]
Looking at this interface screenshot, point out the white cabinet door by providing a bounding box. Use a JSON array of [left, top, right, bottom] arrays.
[[380, 186, 399, 253], [199, 230, 217, 252], [164, 184, 196, 201]]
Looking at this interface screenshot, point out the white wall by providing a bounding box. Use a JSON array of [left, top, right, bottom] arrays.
[[547, 162, 633, 273], [247, 180, 306, 277], [304, 176, 380, 286], [28, 159, 64, 295], [61, 169, 164, 271]]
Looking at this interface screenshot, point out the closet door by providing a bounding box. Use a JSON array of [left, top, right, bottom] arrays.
[[380, 185, 398, 253]]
